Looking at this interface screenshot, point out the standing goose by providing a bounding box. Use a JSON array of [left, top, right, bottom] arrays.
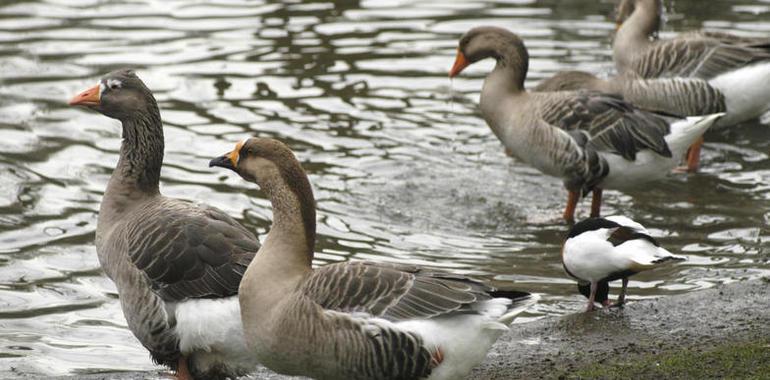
[[448, 26, 722, 222], [613, 0, 770, 128], [69, 69, 259, 380], [562, 216, 686, 312], [532, 70, 726, 171], [209, 137, 536, 380]]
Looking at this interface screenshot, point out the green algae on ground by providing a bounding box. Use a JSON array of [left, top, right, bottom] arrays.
[[570, 340, 770, 379]]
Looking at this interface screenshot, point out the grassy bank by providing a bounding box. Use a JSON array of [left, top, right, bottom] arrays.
[[572, 339, 770, 379]]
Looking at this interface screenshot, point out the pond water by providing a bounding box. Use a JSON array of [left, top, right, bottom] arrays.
[[0, 0, 768, 377]]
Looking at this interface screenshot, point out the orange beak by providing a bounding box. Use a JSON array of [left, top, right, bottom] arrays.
[[69, 84, 101, 107], [448, 49, 470, 78]]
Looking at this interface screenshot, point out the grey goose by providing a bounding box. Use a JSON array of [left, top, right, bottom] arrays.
[[448, 26, 722, 223], [69, 69, 259, 380], [209, 137, 536, 380], [614, 0, 770, 128], [562, 216, 685, 312], [532, 70, 726, 171]]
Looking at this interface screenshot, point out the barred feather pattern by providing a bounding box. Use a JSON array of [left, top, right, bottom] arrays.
[[534, 92, 672, 161], [533, 71, 726, 117], [263, 298, 435, 380], [257, 261, 525, 380], [302, 262, 492, 321], [628, 38, 770, 80], [619, 76, 726, 116]]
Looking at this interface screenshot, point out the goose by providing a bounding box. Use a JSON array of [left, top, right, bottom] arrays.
[[613, 0, 770, 128], [532, 70, 726, 171], [69, 69, 259, 380], [562, 216, 685, 312], [209, 137, 536, 380], [448, 26, 722, 223]]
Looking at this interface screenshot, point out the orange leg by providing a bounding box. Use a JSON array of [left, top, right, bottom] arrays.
[[590, 188, 603, 218], [176, 356, 193, 380], [563, 191, 579, 224], [685, 136, 704, 172]]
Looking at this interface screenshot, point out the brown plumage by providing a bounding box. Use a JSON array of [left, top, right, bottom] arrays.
[[614, 0, 770, 80], [209, 137, 534, 380], [448, 26, 720, 222], [69, 69, 259, 380]]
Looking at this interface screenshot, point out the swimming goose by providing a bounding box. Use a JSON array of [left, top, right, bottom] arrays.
[[209, 137, 536, 380], [532, 70, 726, 171], [613, 0, 770, 127], [562, 216, 685, 312], [69, 69, 259, 380], [448, 26, 722, 223]]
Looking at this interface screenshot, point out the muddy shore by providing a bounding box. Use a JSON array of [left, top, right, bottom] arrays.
[[38, 278, 770, 380]]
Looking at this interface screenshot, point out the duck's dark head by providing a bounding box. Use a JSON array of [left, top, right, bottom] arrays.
[[69, 68, 156, 121]]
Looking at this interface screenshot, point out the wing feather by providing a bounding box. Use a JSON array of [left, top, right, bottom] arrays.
[[301, 261, 498, 321], [125, 198, 258, 301]]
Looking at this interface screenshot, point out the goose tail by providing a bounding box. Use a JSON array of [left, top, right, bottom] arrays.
[[491, 291, 539, 326], [665, 112, 724, 157]]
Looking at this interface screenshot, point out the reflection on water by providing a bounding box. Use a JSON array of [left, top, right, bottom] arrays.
[[0, 0, 768, 376]]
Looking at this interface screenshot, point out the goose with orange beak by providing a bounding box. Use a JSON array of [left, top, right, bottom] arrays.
[[69, 69, 260, 380], [448, 26, 722, 223]]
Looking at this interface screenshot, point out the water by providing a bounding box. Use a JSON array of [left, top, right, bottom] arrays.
[[0, 0, 768, 376]]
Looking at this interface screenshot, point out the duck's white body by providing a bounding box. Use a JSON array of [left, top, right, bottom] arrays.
[[563, 216, 684, 283]]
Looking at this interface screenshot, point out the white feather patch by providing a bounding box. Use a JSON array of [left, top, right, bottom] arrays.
[[711, 62, 770, 127], [173, 296, 256, 372], [599, 113, 721, 190]]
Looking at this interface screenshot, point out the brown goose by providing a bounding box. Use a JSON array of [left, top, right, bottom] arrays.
[[209, 137, 536, 380], [69, 69, 259, 380], [532, 70, 726, 170], [449, 26, 722, 223], [614, 0, 770, 127]]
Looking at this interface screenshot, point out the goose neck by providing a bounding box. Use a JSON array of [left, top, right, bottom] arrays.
[[111, 108, 164, 196], [257, 167, 316, 273]]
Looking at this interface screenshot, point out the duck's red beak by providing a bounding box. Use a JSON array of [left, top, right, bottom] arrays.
[[69, 84, 101, 106], [448, 49, 469, 78]]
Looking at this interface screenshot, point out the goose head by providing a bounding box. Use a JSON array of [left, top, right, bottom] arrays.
[[210, 137, 316, 255], [449, 27, 528, 76], [449, 26, 529, 92], [69, 68, 156, 121], [209, 137, 310, 195], [615, 0, 662, 33]]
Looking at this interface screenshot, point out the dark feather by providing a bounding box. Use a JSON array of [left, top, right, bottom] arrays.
[[125, 199, 258, 302]]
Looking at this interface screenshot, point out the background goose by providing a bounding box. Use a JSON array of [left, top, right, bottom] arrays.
[[209, 137, 536, 380], [532, 70, 726, 171], [613, 0, 770, 128], [69, 69, 259, 380], [562, 216, 686, 312], [448, 26, 722, 223]]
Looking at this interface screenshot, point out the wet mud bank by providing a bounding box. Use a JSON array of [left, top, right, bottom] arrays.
[[475, 278, 770, 379]]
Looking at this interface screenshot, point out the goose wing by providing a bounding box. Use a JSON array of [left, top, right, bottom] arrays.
[[631, 38, 770, 80], [301, 261, 522, 321], [124, 198, 258, 301], [620, 76, 727, 117], [536, 91, 672, 161]]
